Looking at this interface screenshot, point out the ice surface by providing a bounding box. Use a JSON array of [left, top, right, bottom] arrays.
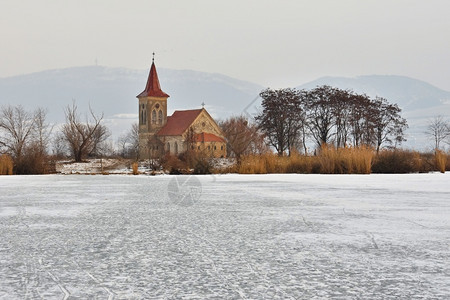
[[0, 173, 449, 299]]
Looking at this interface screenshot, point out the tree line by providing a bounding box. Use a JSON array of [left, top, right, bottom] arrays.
[[221, 85, 448, 160], [0, 102, 117, 174], [1, 84, 449, 174], [255, 85, 408, 155]]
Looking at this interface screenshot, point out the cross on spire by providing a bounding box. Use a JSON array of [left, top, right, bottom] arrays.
[[152, 52, 155, 63], [201, 102, 205, 108]]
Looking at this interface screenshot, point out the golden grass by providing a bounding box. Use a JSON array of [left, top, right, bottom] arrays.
[[317, 144, 373, 174], [131, 162, 139, 175], [435, 150, 447, 173], [0, 155, 14, 175], [219, 147, 449, 174], [237, 145, 374, 174], [238, 154, 267, 174]]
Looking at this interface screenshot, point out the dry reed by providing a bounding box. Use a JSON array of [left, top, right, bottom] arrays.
[[0, 155, 14, 175], [435, 150, 447, 173], [131, 162, 139, 175]]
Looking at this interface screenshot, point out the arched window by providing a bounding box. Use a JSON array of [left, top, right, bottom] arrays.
[[158, 110, 163, 125], [140, 104, 147, 125], [167, 142, 170, 153], [174, 142, 178, 154], [152, 110, 156, 124]]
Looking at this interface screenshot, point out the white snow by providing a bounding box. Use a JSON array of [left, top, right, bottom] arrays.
[[0, 173, 449, 299]]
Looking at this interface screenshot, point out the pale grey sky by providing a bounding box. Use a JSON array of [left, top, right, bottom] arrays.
[[1, 0, 450, 90]]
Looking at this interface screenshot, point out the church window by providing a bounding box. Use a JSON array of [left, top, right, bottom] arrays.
[[158, 110, 163, 125], [214, 146, 217, 150], [152, 110, 157, 124], [221, 145, 224, 150], [167, 142, 170, 153], [174, 142, 178, 154], [140, 104, 147, 125], [207, 145, 211, 150]]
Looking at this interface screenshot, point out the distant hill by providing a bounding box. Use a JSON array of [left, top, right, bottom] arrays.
[[0, 66, 263, 136], [297, 75, 450, 110], [1, 69, 449, 149]]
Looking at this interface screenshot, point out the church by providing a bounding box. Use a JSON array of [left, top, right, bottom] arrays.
[[137, 59, 227, 159]]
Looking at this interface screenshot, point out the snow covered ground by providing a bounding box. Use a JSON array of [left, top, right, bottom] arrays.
[[0, 173, 449, 299]]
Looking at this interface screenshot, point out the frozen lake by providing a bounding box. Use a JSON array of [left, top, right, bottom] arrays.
[[0, 173, 449, 299]]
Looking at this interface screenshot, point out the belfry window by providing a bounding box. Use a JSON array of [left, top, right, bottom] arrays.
[[152, 110, 157, 124], [140, 104, 147, 125], [158, 110, 163, 125]]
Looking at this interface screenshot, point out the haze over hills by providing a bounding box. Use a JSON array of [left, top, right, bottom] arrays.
[[0, 66, 265, 115], [1, 67, 449, 149], [297, 75, 450, 111], [0, 66, 263, 137], [298, 75, 450, 149]]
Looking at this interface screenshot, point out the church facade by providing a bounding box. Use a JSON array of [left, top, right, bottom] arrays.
[[137, 60, 227, 159]]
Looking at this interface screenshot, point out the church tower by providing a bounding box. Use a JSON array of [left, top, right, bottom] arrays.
[[137, 56, 169, 158]]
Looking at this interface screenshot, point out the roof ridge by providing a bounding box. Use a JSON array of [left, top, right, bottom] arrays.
[[157, 109, 203, 136]]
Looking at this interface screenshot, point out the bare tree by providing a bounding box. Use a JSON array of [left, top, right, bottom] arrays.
[[52, 132, 68, 158], [425, 115, 450, 150], [220, 116, 264, 161], [62, 102, 109, 162], [0, 105, 36, 159], [129, 123, 140, 158], [87, 124, 111, 157], [33, 108, 53, 155], [0, 105, 53, 174], [302, 86, 337, 148], [117, 134, 129, 158], [256, 88, 303, 156], [118, 123, 140, 159], [372, 97, 408, 152], [183, 126, 197, 166]]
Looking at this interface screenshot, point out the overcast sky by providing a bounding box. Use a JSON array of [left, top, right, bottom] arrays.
[[1, 0, 450, 90]]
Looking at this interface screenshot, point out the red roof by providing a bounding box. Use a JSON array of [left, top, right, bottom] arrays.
[[157, 109, 203, 136], [137, 62, 169, 98], [194, 132, 226, 143]]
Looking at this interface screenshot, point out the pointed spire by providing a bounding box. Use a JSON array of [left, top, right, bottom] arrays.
[[137, 55, 169, 98]]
